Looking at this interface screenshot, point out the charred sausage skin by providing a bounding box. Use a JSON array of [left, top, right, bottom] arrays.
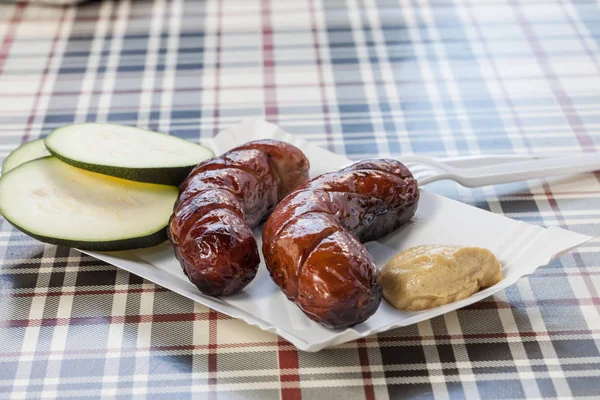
[[262, 159, 419, 328], [169, 139, 310, 296]]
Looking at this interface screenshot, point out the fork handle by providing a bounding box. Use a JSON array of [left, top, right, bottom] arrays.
[[437, 152, 600, 188]]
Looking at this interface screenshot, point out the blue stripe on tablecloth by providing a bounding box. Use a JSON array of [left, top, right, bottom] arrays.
[[358, 0, 402, 155], [376, 4, 447, 155], [171, 0, 206, 141], [434, 2, 515, 153], [324, 1, 378, 156], [412, 0, 472, 155]]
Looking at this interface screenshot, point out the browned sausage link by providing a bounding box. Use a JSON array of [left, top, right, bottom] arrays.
[[169, 140, 310, 296], [262, 159, 419, 328], [233, 140, 312, 200]]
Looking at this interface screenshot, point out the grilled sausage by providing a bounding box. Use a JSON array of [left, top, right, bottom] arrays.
[[169, 139, 310, 296], [262, 159, 419, 328]]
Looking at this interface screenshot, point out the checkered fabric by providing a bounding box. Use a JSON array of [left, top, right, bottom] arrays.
[[0, 0, 599, 398]]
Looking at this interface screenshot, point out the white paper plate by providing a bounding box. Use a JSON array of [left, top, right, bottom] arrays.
[[80, 118, 592, 352]]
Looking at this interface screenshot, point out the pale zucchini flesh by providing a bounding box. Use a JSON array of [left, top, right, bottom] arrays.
[[45, 123, 214, 185], [0, 157, 179, 251], [2, 139, 50, 174]]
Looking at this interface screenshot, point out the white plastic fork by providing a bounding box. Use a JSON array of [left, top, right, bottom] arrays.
[[399, 153, 600, 187]]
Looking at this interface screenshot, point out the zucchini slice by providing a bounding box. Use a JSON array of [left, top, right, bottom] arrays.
[[45, 123, 214, 185], [2, 139, 50, 174], [0, 157, 179, 251]]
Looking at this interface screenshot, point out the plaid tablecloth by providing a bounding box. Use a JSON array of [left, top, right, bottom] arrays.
[[1, 0, 599, 399]]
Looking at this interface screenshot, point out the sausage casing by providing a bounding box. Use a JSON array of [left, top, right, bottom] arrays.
[[262, 159, 419, 328]]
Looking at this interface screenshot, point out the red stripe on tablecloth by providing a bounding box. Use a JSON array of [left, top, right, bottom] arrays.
[[262, 0, 277, 121], [208, 310, 218, 400], [21, 7, 68, 144], [357, 338, 375, 400], [278, 337, 301, 400], [0, 3, 26, 75], [308, 0, 335, 152]]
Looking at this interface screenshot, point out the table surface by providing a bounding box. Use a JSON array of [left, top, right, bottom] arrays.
[[1, 0, 600, 399]]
